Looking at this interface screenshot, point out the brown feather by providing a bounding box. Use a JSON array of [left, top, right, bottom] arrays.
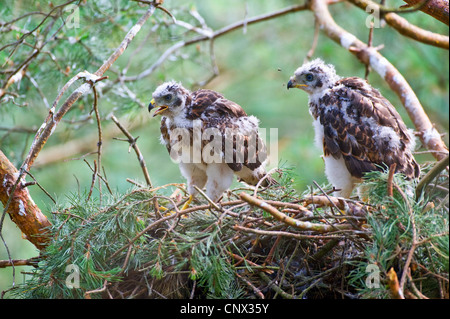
[[160, 117, 171, 154], [319, 77, 419, 180], [162, 88, 265, 172]]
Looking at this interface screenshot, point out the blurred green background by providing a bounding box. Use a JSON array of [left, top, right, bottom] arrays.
[[0, 0, 448, 294]]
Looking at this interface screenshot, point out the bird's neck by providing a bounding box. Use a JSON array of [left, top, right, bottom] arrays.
[[165, 110, 193, 129], [307, 91, 326, 120], [308, 101, 320, 120]]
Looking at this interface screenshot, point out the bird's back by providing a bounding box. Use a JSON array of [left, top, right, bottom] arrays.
[[313, 77, 420, 180], [186, 89, 247, 121]]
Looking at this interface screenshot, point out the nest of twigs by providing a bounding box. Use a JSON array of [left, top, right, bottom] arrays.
[[11, 163, 449, 299]]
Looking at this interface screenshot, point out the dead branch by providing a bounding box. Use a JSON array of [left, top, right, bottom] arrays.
[[239, 192, 353, 233], [110, 114, 153, 188], [0, 0, 79, 98], [264, 199, 313, 215], [233, 225, 344, 240], [91, 85, 103, 204], [21, 5, 158, 173], [1, 5, 159, 250], [310, 0, 449, 161], [416, 154, 450, 199], [86, 159, 98, 202], [302, 195, 369, 217], [121, 3, 311, 83], [384, 12, 449, 49], [24, 170, 56, 204], [398, 199, 418, 297], [349, 0, 449, 49], [34, 119, 145, 167], [235, 272, 265, 299], [387, 163, 397, 197], [258, 271, 295, 299], [403, 0, 449, 25], [0, 257, 39, 268]]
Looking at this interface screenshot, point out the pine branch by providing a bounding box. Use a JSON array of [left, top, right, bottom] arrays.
[[2, 4, 158, 251]]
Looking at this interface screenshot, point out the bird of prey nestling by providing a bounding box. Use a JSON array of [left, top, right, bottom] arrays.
[[149, 81, 270, 205], [287, 58, 420, 198]]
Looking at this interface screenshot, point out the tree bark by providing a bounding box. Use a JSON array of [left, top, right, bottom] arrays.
[[349, 0, 449, 49], [1, 150, 51, 250], [1, 5, 158, 251], [403, 0, 449, 25]]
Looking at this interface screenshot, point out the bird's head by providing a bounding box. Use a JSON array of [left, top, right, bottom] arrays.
[[149, 81, 190, 118], [287, 58, 340, 94]]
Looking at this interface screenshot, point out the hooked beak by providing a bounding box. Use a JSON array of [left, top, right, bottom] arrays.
[[148, 99, 168, 117], [287, 79, 308, 90]]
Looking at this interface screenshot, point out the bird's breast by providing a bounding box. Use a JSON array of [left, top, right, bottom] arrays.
[[310, 118, 327, 154]]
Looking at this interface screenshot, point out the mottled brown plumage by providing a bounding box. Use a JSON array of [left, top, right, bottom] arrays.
[[156, 87, 266, 172], [288, 59, 419, 198], [149, 82, 269, 202], [187, 89, 247, 120]]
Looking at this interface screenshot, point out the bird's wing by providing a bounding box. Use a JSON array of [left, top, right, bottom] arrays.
[[160, 117, 171, 154], [187, 89, 267, 172], [187, 89, 247, 119], [319, 77, 419, 179]]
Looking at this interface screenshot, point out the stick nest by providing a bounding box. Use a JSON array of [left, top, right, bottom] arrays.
[[11, 165, 449, 299]]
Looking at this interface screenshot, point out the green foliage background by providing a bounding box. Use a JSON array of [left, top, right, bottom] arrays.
[[0, 0, 448, 295]]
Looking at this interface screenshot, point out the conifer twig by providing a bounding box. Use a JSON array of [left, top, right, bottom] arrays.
[[1, 5, 157, 251], [0, 257, 39, 268], [387, 163, 397, 197], [193, 185, 221, 211], [110, 114, 153, 188], [233, 225, 345, 240], [397, 185, 418, 297], [236, 272, 265, 299], [91, 85, 103, 204], [229, 252, 273, 274], [239, 192, 353, 233]]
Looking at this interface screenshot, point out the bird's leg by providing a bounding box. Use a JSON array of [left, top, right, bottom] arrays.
[[178, 163, 207, 212], [180, 195, 194, 211], [205, 163, 234, 204], [158, 206, 169, 212], [158, 195, 193, 217]]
